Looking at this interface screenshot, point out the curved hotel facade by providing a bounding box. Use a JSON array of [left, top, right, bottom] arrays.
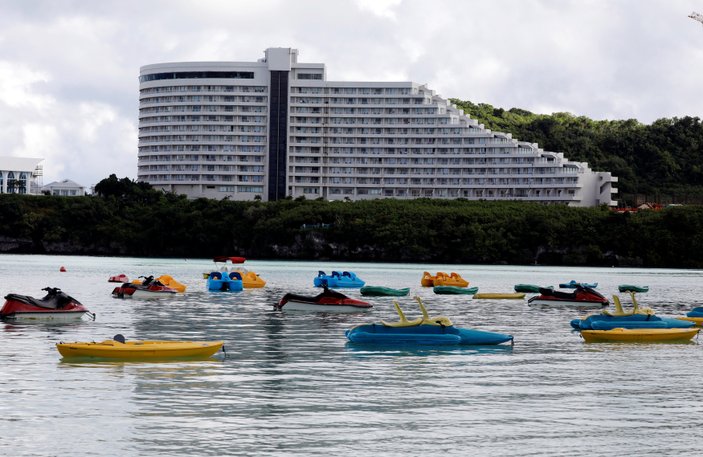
[[139, 48, 617, 206]]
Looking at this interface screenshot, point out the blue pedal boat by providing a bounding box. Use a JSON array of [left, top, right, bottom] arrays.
[[570, 290, 693, 330], [314, 271, 365, 288], [345, 297, 513, 346], [207, 271, 243, 292], [559, 280, 598, 289]]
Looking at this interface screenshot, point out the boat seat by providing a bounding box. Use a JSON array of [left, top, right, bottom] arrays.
[[423, 316, 454, 327], [381, 301, 423, 327], [4, 292, 67, 310], [113, 334, 126, 344], [603, 295, 629, 316], [415, 296, 454, 327], [602, 294, 655, 317]]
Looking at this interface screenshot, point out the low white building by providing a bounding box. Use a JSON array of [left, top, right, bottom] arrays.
[[0, 157, 44, 195], [138, 48, 617, 206], [42, 179, 85, 196]]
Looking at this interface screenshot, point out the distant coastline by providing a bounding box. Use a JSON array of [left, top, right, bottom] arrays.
[[2, 191, 701, 269]]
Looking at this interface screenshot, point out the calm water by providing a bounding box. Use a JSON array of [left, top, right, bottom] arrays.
[[1, 254, 703, 456]]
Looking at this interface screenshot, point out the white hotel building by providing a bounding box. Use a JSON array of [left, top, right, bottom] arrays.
[[138, 48, 617, 206]]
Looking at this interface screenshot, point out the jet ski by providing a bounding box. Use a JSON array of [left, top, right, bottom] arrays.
[[111, 276, 177, 299], [277, 287, 372, 312], [528, 285, 609, 308], [1, 287, 94, 321]]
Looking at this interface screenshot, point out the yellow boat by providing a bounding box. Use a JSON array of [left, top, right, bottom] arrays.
[[131, 275, 186, 292], [473, 292, 526, 300], [234, 268, 267, 288], [580, 327, 700, 343], [57, 337, 224, 359], [432, 272, 469, 288], [156, 275, 186, 292], [678, 316, 703, 327]]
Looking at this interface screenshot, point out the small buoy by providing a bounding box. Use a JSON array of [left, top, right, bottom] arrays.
[[59, 266, 66, 272]]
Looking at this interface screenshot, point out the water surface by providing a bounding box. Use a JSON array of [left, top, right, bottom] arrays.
[[1, 255, 702, 456]]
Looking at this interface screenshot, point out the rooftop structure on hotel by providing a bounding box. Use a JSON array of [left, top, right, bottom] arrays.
[[138, 48, 617, 206]]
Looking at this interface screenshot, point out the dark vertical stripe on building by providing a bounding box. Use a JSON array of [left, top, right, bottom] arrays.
[[268, 71, 289, 201]]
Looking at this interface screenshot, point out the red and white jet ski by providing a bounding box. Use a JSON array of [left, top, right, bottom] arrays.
[[111, 276, 177, 299], [1, 287, 94, 321], [277, 288, 372, 312], [527, 285, 609, 308]]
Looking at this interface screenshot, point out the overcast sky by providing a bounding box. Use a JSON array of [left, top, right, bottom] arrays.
[[1, 0, 702, 187]]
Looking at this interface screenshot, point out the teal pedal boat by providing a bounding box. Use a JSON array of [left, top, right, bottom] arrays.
[[345, 297, 513, 346], [360, 286, 410, 297], [570, 291, 693, 330], [433, 286, 478, 295], [514, 284, 550, 294]]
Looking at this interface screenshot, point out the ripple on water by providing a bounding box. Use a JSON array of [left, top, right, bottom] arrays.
[[1, 256, 703, 456]]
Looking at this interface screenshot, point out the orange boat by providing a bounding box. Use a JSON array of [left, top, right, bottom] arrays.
[[433, 272, 469, 288], [421, 271, 437, 287], [421, 271, 469, 288]]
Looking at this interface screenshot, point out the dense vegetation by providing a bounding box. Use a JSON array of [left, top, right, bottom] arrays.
[[2, 175, 703, 268], [4, 105, 702, 265], [452, 100, 703, 205]]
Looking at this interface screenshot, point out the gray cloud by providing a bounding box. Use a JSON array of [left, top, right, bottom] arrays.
[[0, 0, 701, 187]]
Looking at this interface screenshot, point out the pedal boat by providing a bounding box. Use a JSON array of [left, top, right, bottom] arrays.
[[232, 268, 266, 288], [360, 286, 410, 297], [559, 280, 598, 289], [528, 285, 608, 308], [207, 271, 243, 292], [678, 306, 703, 326], [112, 276, 178, 299], [571, 290, 693, 330], [277, 288, 372, 312], [580, 327, 700, 343], [202, 256, 246, 278], [1, 287, 94, 321], [131, 275, 186, 293], [433, 286, 478, 295], [345, 297, 513, 346], [514, 284, 550, 294], [421, 271, 469, 288], [432, 272, 469, 288], [57, 335, 224, 359], [421, 271, 437, 287], [618, 284, 649, 293], [313, 271, 365, 288], [153, 275, 186, 293], [473, 292, 525, 300]]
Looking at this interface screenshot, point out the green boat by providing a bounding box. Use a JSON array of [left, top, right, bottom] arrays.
[[618, 284, 649, 293], [514, 284, 552, 293], [360, 286, 410, 297], [433, 286, 479, 295]]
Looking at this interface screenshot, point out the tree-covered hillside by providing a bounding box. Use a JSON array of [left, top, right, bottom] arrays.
[[452, 100, 703, 205], [2, 176, 703, 268]]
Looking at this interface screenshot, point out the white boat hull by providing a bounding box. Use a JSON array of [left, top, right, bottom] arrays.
[[2, 311, 88, 321], [528, 298, 607, 308], [281, 300, 372, 313], [129, 290, 177, 299]]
